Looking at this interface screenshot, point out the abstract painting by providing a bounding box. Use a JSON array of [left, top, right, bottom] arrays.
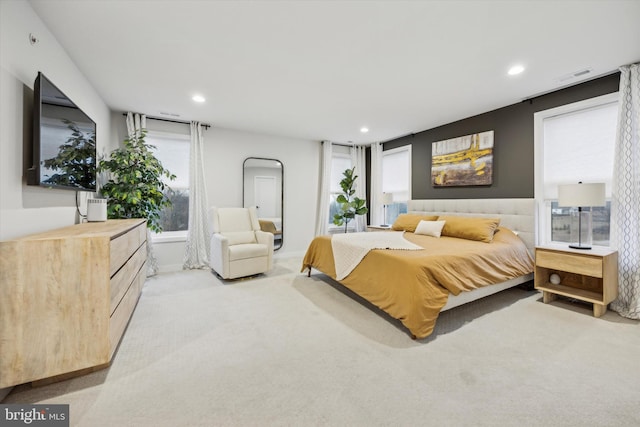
[[431, 130, 494, 187]]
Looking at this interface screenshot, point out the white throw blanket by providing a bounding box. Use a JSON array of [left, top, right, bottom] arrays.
[[331, 231, 423, 280]]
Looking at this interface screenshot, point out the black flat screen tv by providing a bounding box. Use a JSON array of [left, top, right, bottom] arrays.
[[28, 72, 97, 191]]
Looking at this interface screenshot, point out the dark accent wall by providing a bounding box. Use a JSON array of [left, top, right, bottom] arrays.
[[383, 73, 620, 199]]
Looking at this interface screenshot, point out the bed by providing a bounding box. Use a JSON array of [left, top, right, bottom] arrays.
[[302, 199, 535, 339]]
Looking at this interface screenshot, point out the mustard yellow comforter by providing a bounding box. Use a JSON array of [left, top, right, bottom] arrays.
[[301, 227, 534, 339]]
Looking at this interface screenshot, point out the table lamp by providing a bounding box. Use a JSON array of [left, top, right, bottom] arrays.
[[557, 182, 605, 250], [382, 193, 394, 227]]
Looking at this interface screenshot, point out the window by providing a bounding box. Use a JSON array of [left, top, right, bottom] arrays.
[[146, 130, 190, 237], [382, 146, 411, 224], [328, 146, 353, 231], [535, 93, 618, 246]]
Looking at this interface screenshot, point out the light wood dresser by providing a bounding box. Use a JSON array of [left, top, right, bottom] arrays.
[[0, 219, 147, 388]]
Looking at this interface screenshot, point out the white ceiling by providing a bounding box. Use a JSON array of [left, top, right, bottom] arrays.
[[29, 0, 640, 144]]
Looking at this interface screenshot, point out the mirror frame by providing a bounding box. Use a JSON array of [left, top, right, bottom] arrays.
[[243, 157, 284, 250]]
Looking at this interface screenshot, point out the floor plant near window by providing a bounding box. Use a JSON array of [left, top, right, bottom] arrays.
[[99, 130, 175, 233], [333, 167, 368, 233]]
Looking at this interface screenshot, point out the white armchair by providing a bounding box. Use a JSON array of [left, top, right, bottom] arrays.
[[210, 206, 274, 279]]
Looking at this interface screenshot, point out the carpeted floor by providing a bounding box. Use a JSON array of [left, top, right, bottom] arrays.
[[4, 255, 639, 426]]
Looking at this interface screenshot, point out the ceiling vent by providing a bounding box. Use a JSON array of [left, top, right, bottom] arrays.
[[159, 111, 180, 117], [557, 68, 593, 82]]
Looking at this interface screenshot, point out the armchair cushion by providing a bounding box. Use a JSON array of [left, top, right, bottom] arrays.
[[225, 231, 257, 245], [229, 243, 269, 261]]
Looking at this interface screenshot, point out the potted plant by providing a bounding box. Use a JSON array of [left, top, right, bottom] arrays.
[[98, 130, 175, 233], [333, 166, 368, 233]]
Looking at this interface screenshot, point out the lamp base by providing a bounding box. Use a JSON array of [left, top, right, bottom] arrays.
[[569, 208, 593, 251], [569, 244, 592, 250]]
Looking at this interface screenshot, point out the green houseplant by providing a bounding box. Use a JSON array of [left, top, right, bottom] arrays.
[[333, 166, 368, 233], [98, 130, 175, 233]]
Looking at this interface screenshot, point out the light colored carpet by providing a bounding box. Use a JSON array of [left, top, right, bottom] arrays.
[[4, 255, 639, 427]]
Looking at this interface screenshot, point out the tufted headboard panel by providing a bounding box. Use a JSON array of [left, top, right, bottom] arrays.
[[407, 199, 536, 254]]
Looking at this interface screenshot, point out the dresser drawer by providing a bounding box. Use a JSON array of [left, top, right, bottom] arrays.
[[110, 223, 146, 277], [536, 249, 603, 278], [110, 242, 147, 315], [109, 261, 146, 358]]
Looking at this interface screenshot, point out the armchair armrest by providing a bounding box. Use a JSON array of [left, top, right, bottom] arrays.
[[210, 233, 230, 277], [255, 230, 274, 269], [255, 230, 274, 247]]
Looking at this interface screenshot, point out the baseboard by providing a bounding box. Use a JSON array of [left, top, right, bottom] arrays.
[[274, 250, 305, 259], [157, 263, 185, 274], [154, 252, 303, 274]]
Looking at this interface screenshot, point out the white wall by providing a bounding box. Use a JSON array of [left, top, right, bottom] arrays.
[[0, 0, 112, 240], [151, 126, 320, 271], [205, 127, 319, 256]]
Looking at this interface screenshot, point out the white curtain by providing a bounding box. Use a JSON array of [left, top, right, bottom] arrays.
[[351, 145, 368, 232], [369, 142, 384, 226], [125, 112, 158, 277], [610, 63, 640, 319], [126, 111, 146, 138], [314, 141, 333, 236], [183, 122, 210, 269]]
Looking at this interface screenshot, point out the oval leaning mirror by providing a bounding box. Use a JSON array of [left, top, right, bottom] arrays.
[[243, 157, 283, 250]]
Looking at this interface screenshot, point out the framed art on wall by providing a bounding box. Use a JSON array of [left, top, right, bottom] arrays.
[[431, 130, 494, 187]]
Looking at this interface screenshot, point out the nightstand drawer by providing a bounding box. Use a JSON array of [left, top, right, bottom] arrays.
[[536, 250, 603, 278]]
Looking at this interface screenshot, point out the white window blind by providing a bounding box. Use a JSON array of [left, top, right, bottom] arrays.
[[146, 130, 190, 234], [543, 101, 617, 199], [381, 146, 411, 224], [328, 146, 353, 230], [330, 153, 352, 193], [382, 147, 411, 202], [148, 131, 190, 188]]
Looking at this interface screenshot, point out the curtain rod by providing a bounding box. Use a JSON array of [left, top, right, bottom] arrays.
[[121, 113, 211, 129], [324, 141, 372, 148]]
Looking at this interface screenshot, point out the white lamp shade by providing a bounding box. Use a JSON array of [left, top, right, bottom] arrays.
[[382, 193, 394, 205], [557, 183, 606, 207]]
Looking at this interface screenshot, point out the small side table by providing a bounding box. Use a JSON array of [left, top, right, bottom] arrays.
[[367, 225, 393, 232], [534, 245, 618, 317]]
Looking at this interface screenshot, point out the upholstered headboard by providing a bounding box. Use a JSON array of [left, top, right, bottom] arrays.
[[407, 199, 536, 253]]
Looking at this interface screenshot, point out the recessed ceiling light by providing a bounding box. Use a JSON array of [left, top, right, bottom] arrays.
[[360, 127, 369, 133], [508, 65, 525, 76], [192, 94, 206, 103]]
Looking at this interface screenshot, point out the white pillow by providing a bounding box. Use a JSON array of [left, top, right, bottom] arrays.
[[414, 220, 446, 238]]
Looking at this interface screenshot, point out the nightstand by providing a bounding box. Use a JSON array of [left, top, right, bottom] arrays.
[[534, 245, 618, 317], [367, 225, 393, 232]]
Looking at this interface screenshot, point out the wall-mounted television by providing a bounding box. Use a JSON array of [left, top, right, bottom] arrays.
[[27, 72, 97, 191]]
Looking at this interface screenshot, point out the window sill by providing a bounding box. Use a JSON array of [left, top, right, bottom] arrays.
[[151, 231, 187, 244]]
